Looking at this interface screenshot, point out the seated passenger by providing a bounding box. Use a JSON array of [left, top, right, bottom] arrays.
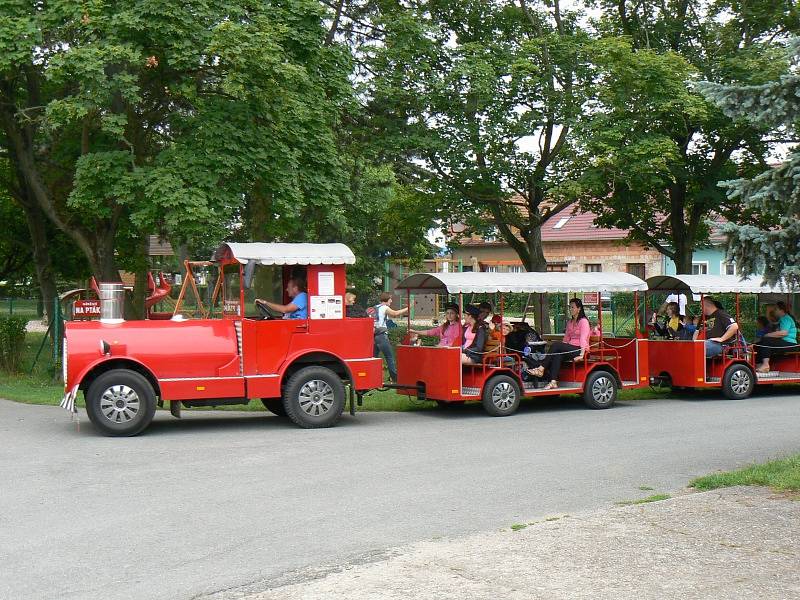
[[479, 302, 497, 332], [650, 302, 684, 339], [755, 301, 798, 373], [255, 277, 308, 319], [409, 302, 461, 347], [528, 298, 589, 390], [754, 316, 772, 341], [461, 305, 487, 365], [345, 292, 368, 318], [694, 296, 738, 358]]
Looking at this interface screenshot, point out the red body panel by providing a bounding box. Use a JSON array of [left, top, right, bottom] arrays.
[[647, 339, 713, 387], [65, 315, 381, 402], [397, 346, 462, 401]]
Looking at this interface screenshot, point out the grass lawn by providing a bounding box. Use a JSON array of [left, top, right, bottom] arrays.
[[1, 331, 670, 411], [691, 454, 800, 493]]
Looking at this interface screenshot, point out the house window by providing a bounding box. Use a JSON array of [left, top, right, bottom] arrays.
[[508, 265, 524, 273], [627, 263, 646, 279], [585, 264, 602, 273], [691, 262, 708, 275], [547, 263, 568, 272], [722, 261, 736, 276], [484, 265, 499, 273], [553, 217, 571, 229]]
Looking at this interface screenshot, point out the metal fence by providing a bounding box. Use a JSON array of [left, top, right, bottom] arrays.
[[0, 297, 42, 320]]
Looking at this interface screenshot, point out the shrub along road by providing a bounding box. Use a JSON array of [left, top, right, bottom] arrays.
[[1, 392, 799, 600]]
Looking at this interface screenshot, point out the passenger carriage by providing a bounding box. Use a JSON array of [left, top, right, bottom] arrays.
[[645, 274, 800, 399], [391, 272, 649, 416]]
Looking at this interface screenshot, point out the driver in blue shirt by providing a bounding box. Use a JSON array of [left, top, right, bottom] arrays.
[[255, 277, 308, 319]]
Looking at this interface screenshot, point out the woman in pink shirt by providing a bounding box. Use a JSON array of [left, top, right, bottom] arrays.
[[410, 303, 461, 347], [529, 298, 590, 390]]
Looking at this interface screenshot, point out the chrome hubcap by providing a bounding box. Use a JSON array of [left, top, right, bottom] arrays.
[[491, 382, 516, 411], [592, 376, 615, 404], [298, 380, 335, 416], [100, 385, 140, 424], [730, 370, 751, 395]]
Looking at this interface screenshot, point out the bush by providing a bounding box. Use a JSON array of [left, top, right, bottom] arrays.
[[0, 316, 28, 373]]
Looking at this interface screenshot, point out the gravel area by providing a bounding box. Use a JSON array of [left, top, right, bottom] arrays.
[[230, 487, 800, 600]]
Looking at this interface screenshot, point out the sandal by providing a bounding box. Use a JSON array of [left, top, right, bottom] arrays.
[[756, 366, 770, 374], [527, 366, 545, 378], [543, 380, 558, 390]]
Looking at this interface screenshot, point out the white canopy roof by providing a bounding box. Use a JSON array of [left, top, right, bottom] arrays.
[[646, 274, 794, 294], [215, 242, 356, 266], [396, 272, 647, 294]]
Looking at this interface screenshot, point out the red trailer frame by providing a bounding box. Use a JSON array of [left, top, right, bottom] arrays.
[[645, 274, 800, 399], [392, 272, 649, 416]]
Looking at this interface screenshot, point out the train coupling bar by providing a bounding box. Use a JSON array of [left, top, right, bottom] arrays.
[[380, 382, 426, 401]]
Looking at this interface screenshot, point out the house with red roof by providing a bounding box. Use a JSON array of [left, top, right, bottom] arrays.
[[449, 203, 664, 279]]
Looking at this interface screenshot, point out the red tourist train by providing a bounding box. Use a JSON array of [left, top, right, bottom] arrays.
[[61, 243, 383, 436], [391, 271, 650, 415], [645, 274, 800, 399]]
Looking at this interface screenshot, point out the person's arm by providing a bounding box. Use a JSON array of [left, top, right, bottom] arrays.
[[256, 298, 296, 314], [410, 327, 440, 337], [765, 329, 789, 338], [385, 306, 409, 318], [473, 326, 487, 352], [710, 322, 739, 343], [576, 318, 590, 359]]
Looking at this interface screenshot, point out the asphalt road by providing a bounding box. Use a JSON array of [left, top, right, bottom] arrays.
[[1, 391, 799, 600]]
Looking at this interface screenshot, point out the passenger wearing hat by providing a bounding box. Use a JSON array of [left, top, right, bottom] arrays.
[[694, 296, 739, 358], [410, 302, 461, 347], [461, 304, 488, 365]]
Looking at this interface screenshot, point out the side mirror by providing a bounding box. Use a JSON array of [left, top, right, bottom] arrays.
[[243, 260, 256, 289]]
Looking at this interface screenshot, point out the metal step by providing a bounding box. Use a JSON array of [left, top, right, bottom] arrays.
[[460, 387, 480, 396]]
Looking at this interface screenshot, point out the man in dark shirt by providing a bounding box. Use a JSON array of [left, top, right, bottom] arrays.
[[694, 296, 739, 357]]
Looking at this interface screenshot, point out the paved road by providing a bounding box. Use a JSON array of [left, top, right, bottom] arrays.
[[1, 392, 799, 600]]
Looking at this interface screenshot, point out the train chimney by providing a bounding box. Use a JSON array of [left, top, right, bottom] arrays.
[[99, 283, 125, 323]]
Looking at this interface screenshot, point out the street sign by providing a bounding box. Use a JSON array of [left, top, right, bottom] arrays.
[[582, 292, 600, 305], [73, 299, 101, 319]]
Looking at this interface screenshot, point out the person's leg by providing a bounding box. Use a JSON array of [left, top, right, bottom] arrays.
[[755, 337, 784, 370], [544, 342, 580, 385], [704, 340, 723, 358], [375, 333, 397, 381]]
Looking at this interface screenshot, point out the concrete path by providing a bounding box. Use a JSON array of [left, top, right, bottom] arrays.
[[237, 487, 800, 600], [0, 391, 799, 600]]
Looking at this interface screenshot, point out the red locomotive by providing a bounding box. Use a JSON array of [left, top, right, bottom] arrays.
[[61, 243, 383, 436]]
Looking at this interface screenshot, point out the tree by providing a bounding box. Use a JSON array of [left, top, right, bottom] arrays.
[[697, 39, 800, 286], [367, 0, 594, 272], [578, 0, 796, 273], [0, 0, 356, 288]]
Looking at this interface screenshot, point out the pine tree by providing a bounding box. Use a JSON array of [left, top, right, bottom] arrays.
[[697, 39, 800, 287]]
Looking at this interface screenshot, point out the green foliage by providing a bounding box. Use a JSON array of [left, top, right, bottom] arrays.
[[697, 39, 800, 287], [578, 1, 794, 272], [0, 316, 28, 373], [368, 0, 595, 270], [691, 454, 800, 492]]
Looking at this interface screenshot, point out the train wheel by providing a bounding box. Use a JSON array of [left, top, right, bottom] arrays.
[[282, 366, 345, 428], [86, 369, 156, 436], [482, 375, 521, 417], [583, 370, 617, 409], [722, 364, 755, 400], [261, 398, 287, 416]]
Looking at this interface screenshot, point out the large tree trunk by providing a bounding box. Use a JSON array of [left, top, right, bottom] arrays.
[[20, 200, 57, 325], [669, 185, 694, 274], [129, 236, 149, 320], [525, 223, 552, 333]]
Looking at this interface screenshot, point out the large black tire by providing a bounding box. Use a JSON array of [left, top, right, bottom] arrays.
[[583, 370, 617, 409], [722, 363, 755, 400], [85, 369, 157, 436], [261, 398, 287, 416], [481, 375, 521, 417], [282, 366, 345, 428]]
